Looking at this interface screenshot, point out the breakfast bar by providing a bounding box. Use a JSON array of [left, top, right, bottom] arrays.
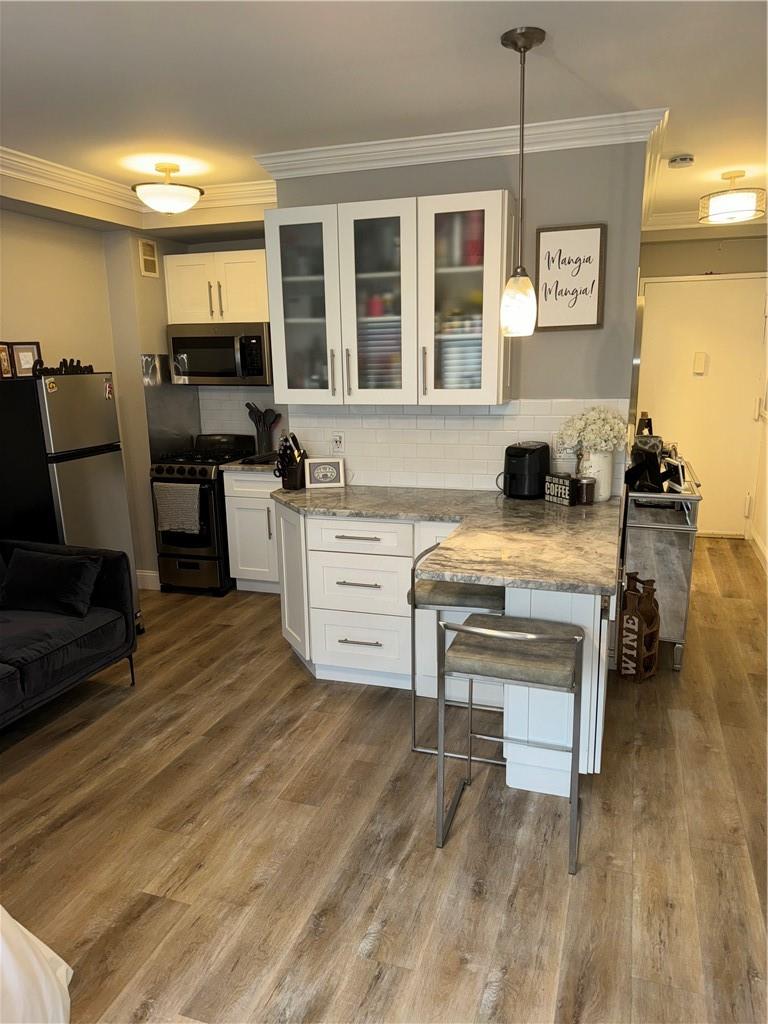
[[269, 483, 621, 797]]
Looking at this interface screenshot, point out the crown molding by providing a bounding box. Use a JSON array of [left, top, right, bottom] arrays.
[[0, 146, 277, 220], [641, 109, 669, 227], [256, 108, 668, 179], [0, 146, 143, 211]]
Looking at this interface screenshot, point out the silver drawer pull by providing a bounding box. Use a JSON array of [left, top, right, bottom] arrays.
[[334, 534, 381, 542], [336, 580, 382, 589], [338, 638, 383, 648]]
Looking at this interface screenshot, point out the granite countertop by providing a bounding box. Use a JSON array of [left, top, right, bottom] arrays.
[[222, 460, 277, 474], [272, 486, 621, 595]]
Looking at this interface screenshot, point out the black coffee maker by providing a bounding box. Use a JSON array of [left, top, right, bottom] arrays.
[[502, 442, 550, 499]]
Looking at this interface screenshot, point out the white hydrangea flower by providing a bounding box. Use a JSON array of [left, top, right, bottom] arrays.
[[556, 405, 627, 454]]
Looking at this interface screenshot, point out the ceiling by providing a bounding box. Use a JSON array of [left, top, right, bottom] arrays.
[[1, 1, 766, 225]]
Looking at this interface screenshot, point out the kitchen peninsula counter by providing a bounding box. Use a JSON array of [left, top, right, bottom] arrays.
[[272, 485, 621, 596]]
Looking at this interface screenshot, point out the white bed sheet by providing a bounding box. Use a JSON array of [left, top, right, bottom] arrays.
[[0, 906, 72, 1024]]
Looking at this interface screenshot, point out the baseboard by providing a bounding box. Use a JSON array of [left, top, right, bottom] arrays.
[[136, 569, 161, 591], [236, 580, 281, 594], [750, 533, 767, 572]]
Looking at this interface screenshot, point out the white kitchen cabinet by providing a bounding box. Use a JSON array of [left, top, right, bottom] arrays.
[[338, 198, 418, 404], [417, 190, 512, 405], [225, 495, 278, 583], [275, 502, 310, 660], [265, 205, 344, 405], [266, 191, 512, 405], [165, 250, 269, 324]]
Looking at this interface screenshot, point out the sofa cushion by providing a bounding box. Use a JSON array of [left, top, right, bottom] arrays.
[[0, 548, 103, 618], [0, 607, 126, 701], [0, 661, 23, 718]]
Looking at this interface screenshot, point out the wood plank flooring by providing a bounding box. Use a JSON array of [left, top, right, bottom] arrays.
[[0, 537, 764, 1023]]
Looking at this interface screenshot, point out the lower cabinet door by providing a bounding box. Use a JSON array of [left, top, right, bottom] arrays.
[[311, 609, 411, 674], [226, 496, 278, 581]]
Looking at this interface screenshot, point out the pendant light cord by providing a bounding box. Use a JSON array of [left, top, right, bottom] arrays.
[[516, 48, 526, 271]]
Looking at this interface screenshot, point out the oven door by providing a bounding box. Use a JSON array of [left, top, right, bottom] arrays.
[[152, 479, 220, 558]]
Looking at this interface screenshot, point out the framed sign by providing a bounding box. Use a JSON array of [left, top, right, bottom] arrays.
[[535, 224, 606, 330], [305, 457, 346, 489], [0, 344, 14, 379], [8, 341, 42, 377]]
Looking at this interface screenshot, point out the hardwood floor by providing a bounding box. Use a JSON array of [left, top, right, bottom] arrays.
[[0, 537, 764, 1023]]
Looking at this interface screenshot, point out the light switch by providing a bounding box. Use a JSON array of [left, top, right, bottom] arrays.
[[693, 351, 708, 376]]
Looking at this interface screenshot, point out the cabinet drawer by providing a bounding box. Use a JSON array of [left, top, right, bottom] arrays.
[[224, 472, 277, 497], [311, 609, 411, 673], [308, 551, 411, 615], [306, 517, 413, 556]]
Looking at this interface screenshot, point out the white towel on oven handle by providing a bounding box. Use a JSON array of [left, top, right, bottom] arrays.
[[153, 481, 201, 534]]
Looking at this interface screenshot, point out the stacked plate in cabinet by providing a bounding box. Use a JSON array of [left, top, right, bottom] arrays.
[[356, 316, 403, 391], [435, 314, 483, 389]]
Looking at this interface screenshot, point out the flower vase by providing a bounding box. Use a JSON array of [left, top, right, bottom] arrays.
[[580, 450, 613, 502]]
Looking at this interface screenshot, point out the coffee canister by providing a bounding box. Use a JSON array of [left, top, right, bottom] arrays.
[[576, 476, 596, 505]]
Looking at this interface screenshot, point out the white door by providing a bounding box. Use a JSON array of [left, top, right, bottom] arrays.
[[338, 198, 418, 404], [417, 190, 510, 405], [164, 254, 217, 323], [265, 205, 343, 405], [215, 250, 269, 322], [226, 497, 278, 581], [638, 274, 767, 536]]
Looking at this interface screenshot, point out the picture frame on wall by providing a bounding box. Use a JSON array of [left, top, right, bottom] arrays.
[[305, 457, 346, 489], [8, 341, 42, 377], [138, 238, 160, 278], [535, 224, 607, 330], [0, 344, 14, 379]]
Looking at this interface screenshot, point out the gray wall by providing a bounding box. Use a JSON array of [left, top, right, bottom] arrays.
[[640, 233, 767, 278], [278, 142, 646, 399], [0, 209, 115, 370]]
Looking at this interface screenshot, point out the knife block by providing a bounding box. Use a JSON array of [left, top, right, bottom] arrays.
[[281, 452, 306, 490]]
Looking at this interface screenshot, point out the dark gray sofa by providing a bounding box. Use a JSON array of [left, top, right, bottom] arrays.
[[0, 539, 136, 728]]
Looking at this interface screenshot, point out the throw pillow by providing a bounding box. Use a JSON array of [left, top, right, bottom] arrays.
[[0, 548, 103, 618]]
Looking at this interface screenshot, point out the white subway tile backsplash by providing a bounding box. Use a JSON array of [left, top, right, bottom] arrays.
[[276, 398, 628, 491]]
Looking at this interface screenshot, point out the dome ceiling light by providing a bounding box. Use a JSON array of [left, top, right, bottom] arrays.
[[131, 162, 204, 215], [499, 26, 546, 338], [699, 170, 766, 225]]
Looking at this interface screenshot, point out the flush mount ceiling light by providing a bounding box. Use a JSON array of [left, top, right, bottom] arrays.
[[699, 170, 766, 225], [499, 26, 545, 338], [131, 162, 204, 214]]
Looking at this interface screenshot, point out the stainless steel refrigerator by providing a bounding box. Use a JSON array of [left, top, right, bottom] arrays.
[[0, 374, 138, 609]]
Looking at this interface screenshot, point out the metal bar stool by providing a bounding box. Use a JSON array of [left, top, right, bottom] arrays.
[[410, 544, 506, 766], [436, 615, 585, 874]]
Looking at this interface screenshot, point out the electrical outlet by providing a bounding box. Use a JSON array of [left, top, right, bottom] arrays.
[[331, 432, 345, 453]]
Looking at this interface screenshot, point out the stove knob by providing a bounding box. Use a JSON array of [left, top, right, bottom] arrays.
[[187, 467, 197, 477], [166, 466, 175, 475], [199, 467, 209, 478], [155, 465, 165, 475]]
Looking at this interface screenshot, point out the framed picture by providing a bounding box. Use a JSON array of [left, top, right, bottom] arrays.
[[305, 457, 346, 489], [0, 344, 14, 379], [9, 341, 42, 377], [535, 224, 607, 330], [138, 238, 159, 278]]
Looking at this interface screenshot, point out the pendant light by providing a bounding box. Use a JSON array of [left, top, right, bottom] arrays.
[[132, 162, 204, 214], [499, 26, 545, 338], [699, 170, 766, 225]]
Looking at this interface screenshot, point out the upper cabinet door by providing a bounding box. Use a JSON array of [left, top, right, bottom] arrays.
[[338, 198, 418, 405], [214, 250, 269, 322], [265, 205, 343, 405], [164, 254, 217, 323], [417, 191, 510, 405]]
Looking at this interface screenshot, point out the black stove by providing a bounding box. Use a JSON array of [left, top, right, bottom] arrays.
[[150, 433, 257, 594], [151, 433, 257, 480]]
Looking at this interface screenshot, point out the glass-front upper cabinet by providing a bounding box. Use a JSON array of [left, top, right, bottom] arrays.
[[337, 198, 418, 404], [265, 205, 344, 405], [417, 191, 511, 405]]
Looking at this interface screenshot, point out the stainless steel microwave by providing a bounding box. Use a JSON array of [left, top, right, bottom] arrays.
[[167, 323, 272, 386]]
